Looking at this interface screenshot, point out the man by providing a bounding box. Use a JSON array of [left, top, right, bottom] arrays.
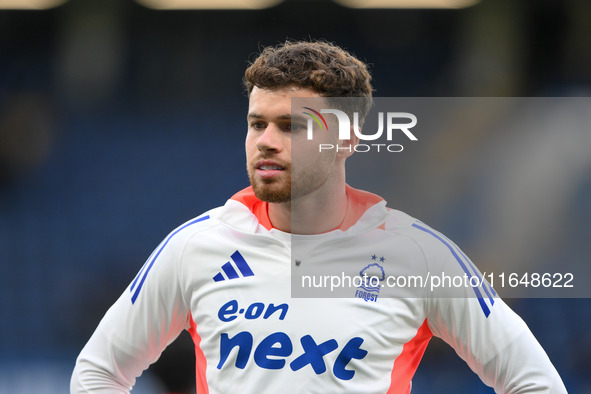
[[71, 40, 566, 393]]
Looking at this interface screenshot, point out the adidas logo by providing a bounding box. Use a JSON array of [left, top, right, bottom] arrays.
[[213, 251, 254, 282]]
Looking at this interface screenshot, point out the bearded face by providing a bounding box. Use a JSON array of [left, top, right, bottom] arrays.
[[245, 87, 337, 204]]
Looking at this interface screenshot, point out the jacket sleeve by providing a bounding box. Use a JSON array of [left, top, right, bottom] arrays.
[[414, 223, 567, 393], [427, 296, 566, 393], [71, 229, 193, 393]]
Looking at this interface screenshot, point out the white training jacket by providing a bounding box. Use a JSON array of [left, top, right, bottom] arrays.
[[71, 186, 566, 393]]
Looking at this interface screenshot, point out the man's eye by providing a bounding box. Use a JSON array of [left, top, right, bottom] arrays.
[[289, 123, 305, 131], [251, 122, 265, 130]]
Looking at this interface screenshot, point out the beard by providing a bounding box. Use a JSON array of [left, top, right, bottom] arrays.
[[247, 159, 333, 204], [247, 166, 292, 203]]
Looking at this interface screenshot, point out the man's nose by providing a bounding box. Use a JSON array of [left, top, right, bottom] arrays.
[[256, 124, 283, 153]]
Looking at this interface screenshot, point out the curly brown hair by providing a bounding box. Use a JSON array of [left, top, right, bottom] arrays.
[[244, 40, 373, 123]]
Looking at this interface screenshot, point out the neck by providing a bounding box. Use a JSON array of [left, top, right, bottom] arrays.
[[269, 191, 348, 235], [269, 170, 348, 235]]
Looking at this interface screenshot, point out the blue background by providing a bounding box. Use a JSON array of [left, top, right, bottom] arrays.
[[1, 0, 590, 392]]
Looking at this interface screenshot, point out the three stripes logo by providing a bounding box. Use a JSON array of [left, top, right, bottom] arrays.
[[213, 251, 255, 282]]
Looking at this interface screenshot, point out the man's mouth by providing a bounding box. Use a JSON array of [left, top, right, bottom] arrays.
[[258, 165, 284, 170], [255, 161, 286, 178]]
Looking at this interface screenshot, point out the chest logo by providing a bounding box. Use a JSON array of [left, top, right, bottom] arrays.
[[213, 250, 255, 282], [354, 256, 386, 302], [216, 299, 368, 380]]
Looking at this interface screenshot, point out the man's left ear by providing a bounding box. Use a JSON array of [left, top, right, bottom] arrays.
[[336, 125, 359, 159]]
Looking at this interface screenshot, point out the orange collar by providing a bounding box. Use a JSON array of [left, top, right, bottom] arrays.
[[230, 186, 383, 232]]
